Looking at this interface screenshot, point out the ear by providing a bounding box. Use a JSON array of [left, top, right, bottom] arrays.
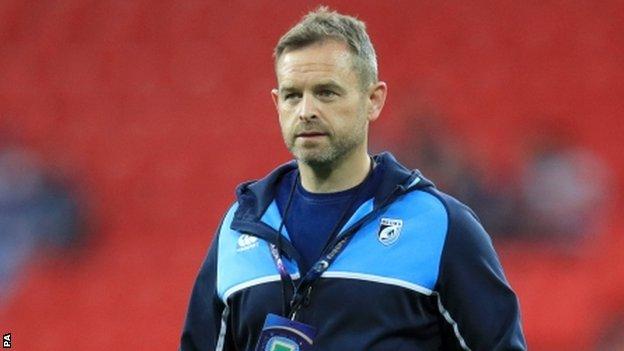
[[367, 81, 387, 122], [271, 88, 280, 110]]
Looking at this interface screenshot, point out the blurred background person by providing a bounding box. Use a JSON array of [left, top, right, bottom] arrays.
[[380, 110, 526, 239], [519, 119, 611, 244], [0, 129, 89, 306]]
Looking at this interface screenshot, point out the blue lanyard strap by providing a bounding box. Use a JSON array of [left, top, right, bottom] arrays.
[[277, 180, 406, 320], [289, 229, 356, 319], [270, 158, 376, 320], [272, 171, 299, 317], [269, 219, 362, 320], [270, 243, 295, 289]]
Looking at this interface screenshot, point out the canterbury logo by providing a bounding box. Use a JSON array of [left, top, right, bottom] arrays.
[[236, 234, 259, 252]]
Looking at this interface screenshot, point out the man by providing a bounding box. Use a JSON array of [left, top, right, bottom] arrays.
[[181, 7, 526, 351]]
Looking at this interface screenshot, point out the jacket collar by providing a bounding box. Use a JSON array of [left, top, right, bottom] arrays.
[[233, 151, 433, 224], [230, 152, 433, 264]]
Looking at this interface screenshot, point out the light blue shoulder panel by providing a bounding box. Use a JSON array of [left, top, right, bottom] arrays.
[[217, 201, 299, 302], [326, 190, 448, 295]]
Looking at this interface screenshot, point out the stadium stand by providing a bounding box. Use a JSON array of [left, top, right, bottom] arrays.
[[0, 1, 622, 349]]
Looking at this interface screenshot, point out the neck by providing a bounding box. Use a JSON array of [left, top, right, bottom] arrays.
[[298, 151, 372, 193]]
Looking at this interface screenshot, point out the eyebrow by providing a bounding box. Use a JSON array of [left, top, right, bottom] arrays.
[[279, 86, 298, 94], [279, 80, 346, 94], [315, 82, 345, 93]]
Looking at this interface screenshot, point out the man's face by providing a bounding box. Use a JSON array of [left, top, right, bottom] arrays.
[[272, 40, 371, 166]]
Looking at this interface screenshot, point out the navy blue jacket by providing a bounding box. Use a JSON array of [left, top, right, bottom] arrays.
[[180, 153, 526, 350]]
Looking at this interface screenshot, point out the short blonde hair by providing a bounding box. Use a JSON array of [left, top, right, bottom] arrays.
[[274, 6, 378, 89]]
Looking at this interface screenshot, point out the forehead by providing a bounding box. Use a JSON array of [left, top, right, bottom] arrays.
[[275, 40, 359, 87]]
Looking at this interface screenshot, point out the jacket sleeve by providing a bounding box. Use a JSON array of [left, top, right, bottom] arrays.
[[435, 196, 527, 350], [180, 222, 233, 351]]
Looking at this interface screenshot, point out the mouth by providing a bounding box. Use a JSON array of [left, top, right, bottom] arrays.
[[296, 132, 327, 138]]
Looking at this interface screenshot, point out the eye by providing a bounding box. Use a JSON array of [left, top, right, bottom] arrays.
[[318, 90, 337, 98], [283, 92, 301, 101]]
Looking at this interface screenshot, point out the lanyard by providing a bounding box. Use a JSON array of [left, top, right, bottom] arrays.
[[270, 158, 374, 320], [269, 230, 359, 319]]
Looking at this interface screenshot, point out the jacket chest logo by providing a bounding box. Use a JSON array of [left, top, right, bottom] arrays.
[[237, 234, 259, 252], [378, 218, 403, 246]]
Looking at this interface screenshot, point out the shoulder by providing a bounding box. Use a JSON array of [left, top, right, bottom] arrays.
[[398, 186, 482, 236], [417, 189, 506, 292], [423, 188, 483, 231], [405, 187, 493, 263]]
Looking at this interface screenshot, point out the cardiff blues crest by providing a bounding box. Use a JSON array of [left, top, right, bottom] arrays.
[[378, 218, 403, 245]]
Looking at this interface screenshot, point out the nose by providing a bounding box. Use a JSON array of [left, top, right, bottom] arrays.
[[297, 93, 317, 122]]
